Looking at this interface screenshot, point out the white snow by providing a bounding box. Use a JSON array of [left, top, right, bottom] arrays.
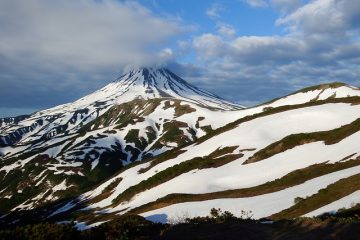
[[84, 103, 360, 212], [0, 155, 36, 174], [1, 68, 359, 221], [75, 221, 108, 230], [268, 90, 322, 108], [265, 85, 359, 108], [304, 190, 360, 217], [140, 165, 360, 222], [108, 131, 360, 213], [49, 201, 78, 217], [53, 179, 69, 192]]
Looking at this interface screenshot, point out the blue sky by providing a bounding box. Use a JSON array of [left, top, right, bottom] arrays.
[[139, 0, 282, 36], [0, 0, 360, 117]]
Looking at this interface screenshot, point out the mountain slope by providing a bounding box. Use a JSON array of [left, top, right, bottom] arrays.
[[0, 77, 359, 227], [37, 85, 360, 226], [0, 68, 247, 214], [0, 68, 242, 148], [261, 82, 359, 108]]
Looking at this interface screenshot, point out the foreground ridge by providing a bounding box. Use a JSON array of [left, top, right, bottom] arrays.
[[0, 78, 359, 230]]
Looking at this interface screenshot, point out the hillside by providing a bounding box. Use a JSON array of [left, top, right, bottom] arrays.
[[0, 69, 359, 230], [1, 213, 360, 240], [38, 84, 360, 227], [0, 68, 244, 213]]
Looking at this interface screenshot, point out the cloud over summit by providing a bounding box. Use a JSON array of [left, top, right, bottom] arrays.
[[186, 0, 360, 104], [0, 0, 182, 113], [0, 0, 360, 116]]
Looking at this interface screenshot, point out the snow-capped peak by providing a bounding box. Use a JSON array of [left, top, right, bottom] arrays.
[[29, 67, 242, 121], [93, 67, 244, 110]]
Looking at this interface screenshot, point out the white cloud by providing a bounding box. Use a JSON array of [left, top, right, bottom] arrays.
[[244, 0, 302, 11], [1, 0, 360, 113], [270, 0, 303, 13], [159, 48, 174, 63], [243, 0, 269, 8], [217, 23, 236, 38], [185, 0, 360, 103], [206, 3, 223, 19], [0, 0, 185, 113], [0, 0, 182, 72], [276, 0, 345, 34], [193, 34, 227, 60]]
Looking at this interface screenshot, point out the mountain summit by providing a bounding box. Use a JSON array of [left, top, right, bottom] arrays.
[[73, 67, 243, 111], [0, 67, 247, 213], [1, 67, 359, 228]]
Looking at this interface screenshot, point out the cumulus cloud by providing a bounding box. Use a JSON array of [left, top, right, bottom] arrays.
[[270, 0, 303, 13], [0, 0, 182, 114], [243, 0, 269, 8], [206, 3, 223, 19], [276, 0, 345, 34], [0, 0, 181, 70], [217, 23, 236, 38], [186, 0, 360, 105], [193, 34, 228, 60], [1, 0, 360, 113]]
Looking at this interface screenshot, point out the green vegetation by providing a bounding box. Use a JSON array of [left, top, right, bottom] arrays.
[[195, 96, 360, 147], [138, 149, 187, 174], [149, 120, 192, 151], [145, 126, 157, 144], [272, 173, 360, 220], [296, 82, 347, 93], [260, 82, 350, 106], [0, 222, 78, 240], [124, 129, 140, 144], [84, 99, 162, 131], [0, 215, 164, 240], [330, 203, 360, 221], [1, 209, 359, 240], [0, 154, 81, 213], [112, 146, 242, 205], [129, 158, 360, 215], [244, 118, 360, 164], [185, 208, 254, 225], [88, 177, 123, 204], [124, 129, 147, 150], [2, 94, 360, 227], [163, 100, 196, 117]]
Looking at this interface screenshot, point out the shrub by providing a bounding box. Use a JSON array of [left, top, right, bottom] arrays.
[[294, 197, 304, 204]]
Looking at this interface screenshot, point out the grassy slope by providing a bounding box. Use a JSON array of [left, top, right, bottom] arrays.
[[2, 94, 359, 223], [135, 96, 360, 173], [1, 213, 360, 240], [111, 146, 242, 206], [244, 118, 360, 164], [271, 173, 360, 220], [129, 158, 360, 215], [80, 96, 360, 220]]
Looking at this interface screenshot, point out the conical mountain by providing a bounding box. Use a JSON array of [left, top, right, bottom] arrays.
[[1, 70, 359, 227], [61, 67, 243, 112], [0, 67, 245, 213], [48, 82, 360, 226]]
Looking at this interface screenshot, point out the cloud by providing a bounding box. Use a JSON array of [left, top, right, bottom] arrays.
[[276, 0, 345, 34], [243, 0, 269, 8], [0, 0, 183, 114], [270, 0, 303, 13], [243, 0, 301, 11], [184, 0, 360, 105], [193, 34, 228, 60], [158, 48, 175, 63], [217, 23, 236, 38], [0, 0, 182, 70], [206, 3, 223, 19], [1, 0, 360, 114]]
